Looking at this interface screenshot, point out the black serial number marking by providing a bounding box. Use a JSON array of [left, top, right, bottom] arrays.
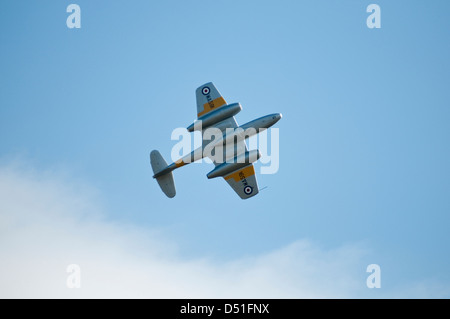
[[239, 171, 248, 186], [206, 94, 215, 109]]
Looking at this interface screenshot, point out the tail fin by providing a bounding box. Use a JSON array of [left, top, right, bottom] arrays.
[[150, 150, 176, 198]]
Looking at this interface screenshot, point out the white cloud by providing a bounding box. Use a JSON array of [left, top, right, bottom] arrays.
[[0, 162, 373, 298]]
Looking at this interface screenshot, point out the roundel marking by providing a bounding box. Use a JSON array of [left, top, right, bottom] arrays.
[[244, 186, 253, 195], [202, 87, 210, 95]]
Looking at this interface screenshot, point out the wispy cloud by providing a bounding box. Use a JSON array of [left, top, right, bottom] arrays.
[[0, 161, 443, 298]]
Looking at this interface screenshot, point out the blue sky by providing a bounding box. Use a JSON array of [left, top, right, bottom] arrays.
[[1, 0, 449, 298]]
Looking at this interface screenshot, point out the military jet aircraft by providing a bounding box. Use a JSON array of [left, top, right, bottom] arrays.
[[150, 82, 282, 199]]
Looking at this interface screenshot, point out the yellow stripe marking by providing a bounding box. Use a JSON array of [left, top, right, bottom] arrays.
[[197, 96, 226, 118], [175, 159, 186, 168], [224, 165, 255, 182]]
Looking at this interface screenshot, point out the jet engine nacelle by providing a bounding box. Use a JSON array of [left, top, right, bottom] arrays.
[[187, 103, 242, 132], [207, 149, 261, 179]]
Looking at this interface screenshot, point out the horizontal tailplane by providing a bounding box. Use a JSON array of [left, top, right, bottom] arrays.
[[150, 150, 176, 198]]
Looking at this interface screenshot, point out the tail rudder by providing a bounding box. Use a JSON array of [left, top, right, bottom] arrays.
[[150, 150, 176, 198]]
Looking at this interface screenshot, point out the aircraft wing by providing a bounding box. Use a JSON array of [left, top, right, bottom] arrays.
[[197, 82, 259, 199], [196, 82, 228, 118], [197, 82, 240, 160], [223, 164, 259, 199], [220, 139, 259, 199]]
